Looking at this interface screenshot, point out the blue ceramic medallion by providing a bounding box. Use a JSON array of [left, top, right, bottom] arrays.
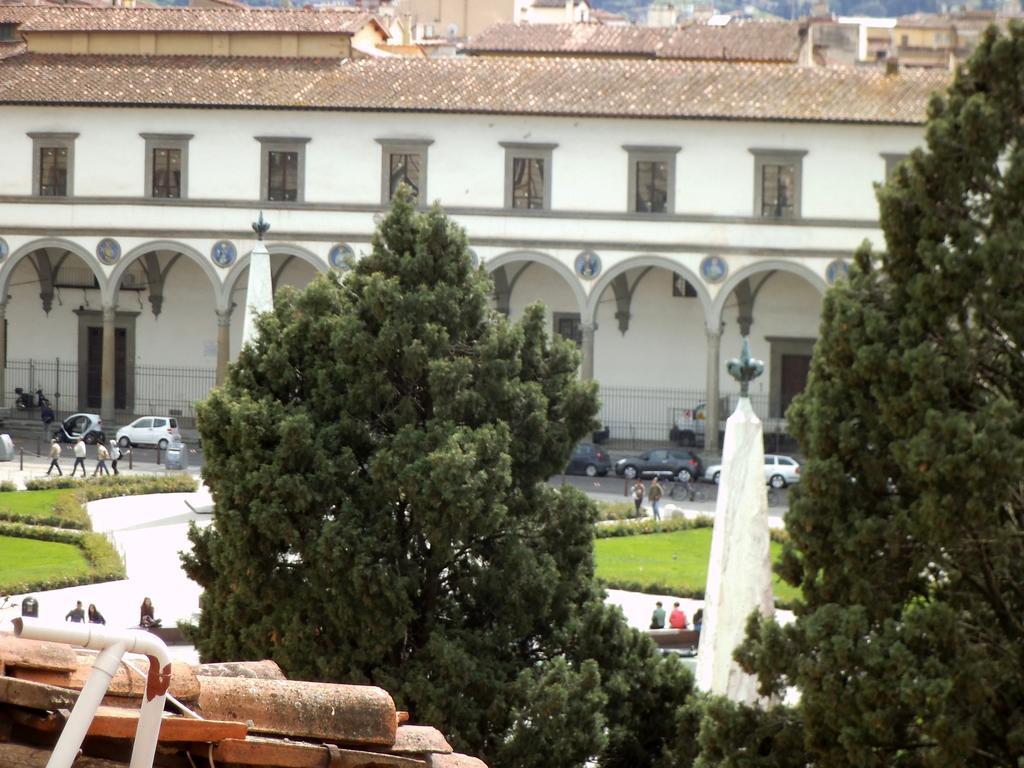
[[0, 238, 8, 262], [575, 250, 601, 279], [700, 255, 728, 283], [825, 259, 849, 284], [96, 238, 121, 266], [328, 243, 354, 270], [211, 240, 237, 269]]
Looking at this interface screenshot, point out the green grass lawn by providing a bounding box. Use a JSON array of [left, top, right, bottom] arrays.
[[0, 534, 91, 585], [594, 528, 800, 604], [0, 488, 87, 528]]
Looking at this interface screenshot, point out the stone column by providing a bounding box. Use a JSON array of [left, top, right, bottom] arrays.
[[215, 308, 232, 386], [580, 322, 596, 381], [101, 305, 117, 423], [704, 324, 722, 452], [242, 240, 273, 347], [0, 303, 7, 409]]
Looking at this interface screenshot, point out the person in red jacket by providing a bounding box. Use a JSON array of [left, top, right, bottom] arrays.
[[668, 602, 687, 629]]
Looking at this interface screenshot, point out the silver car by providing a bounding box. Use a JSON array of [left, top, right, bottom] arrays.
[[705, 454, 801, 489]]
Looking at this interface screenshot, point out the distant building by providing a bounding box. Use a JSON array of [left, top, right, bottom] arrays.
[[515, 0, 591, 25]]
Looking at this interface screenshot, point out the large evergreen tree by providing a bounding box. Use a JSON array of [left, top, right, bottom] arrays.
[[183, 190, 694, 767], [697, 24, 1024, 768]]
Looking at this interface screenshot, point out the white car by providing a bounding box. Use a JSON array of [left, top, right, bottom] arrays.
[[705, 454, 801, 489], [116, 416, 181, 450]]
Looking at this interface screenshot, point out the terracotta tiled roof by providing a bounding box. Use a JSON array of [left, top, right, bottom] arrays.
[[660, 20, 804, 61], [0, 633, 487, 768], [0, 40, 25, 58], [14, 7, 381, 34], [466, 20, 805, 62], [0, 52, 949, 124]]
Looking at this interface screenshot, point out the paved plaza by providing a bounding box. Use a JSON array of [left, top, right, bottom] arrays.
[[1, 449, 788, 666]]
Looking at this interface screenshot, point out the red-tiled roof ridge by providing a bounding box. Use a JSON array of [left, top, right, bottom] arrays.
[[0, 52, 950, 124]]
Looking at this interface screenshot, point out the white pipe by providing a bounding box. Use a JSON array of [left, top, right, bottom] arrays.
[[12, 617, 172, 768]]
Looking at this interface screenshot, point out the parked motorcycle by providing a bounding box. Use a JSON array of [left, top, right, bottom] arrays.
[[14, 387, 50, 411]]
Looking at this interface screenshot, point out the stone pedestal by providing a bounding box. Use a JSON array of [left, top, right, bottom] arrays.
[[695, 397, 774, 702], [242, 241, 273, 347]]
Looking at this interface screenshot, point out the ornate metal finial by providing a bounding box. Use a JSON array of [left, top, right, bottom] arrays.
[[251, 211, 270, 241], [726, 336, 765, 398]]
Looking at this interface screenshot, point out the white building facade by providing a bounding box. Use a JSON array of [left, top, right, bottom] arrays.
[[0, 52, 946, 449]]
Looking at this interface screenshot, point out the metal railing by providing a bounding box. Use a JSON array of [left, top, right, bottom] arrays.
[[596, 385, 785, 448], [4, 358, 215, 419]]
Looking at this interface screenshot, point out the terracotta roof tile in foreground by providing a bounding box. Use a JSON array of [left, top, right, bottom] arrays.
[[0, 53, 950, 124], [0, 633, 485, 768], [13, 6, 380, 34]]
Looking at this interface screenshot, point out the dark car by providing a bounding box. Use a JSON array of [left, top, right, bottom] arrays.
[[53, 412, 105, 445], [565, 442, 611, 477], [615, 449, 704, 482]]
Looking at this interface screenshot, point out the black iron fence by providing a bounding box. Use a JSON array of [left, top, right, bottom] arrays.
[[4, 358, 215, 419], [596, 385, 785, 448]]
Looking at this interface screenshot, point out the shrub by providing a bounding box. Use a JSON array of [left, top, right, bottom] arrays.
[[594, 501, 640, 521], [595, 515, 714, 538], [0, 481, 16, 492]]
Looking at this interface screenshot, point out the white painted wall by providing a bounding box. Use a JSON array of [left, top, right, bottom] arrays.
[[0, 106, 924, 220]]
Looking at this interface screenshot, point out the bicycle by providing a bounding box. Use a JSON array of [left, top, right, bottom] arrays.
[[668, 479, 706, 502]]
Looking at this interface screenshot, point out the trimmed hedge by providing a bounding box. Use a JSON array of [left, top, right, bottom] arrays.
[[0, 490, 89, 530], [595, 516, 714, 538], [24, 475, 197, 498], [0, 522, 126, 593], [0, 481, 16, 492], [0, 474, 194, 593]]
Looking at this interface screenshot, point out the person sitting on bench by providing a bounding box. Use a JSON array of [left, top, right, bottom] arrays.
[[668, 602, 687, 629]]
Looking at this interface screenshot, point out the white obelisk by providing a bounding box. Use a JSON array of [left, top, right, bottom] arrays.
[[242, 212, 273, 346], [695, 337, 775, 703]]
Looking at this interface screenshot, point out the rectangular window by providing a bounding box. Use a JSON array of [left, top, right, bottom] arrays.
[[389, 152, 422, 201], [267, 150, 299, 202], [501, 142, 555, 211], [256, 137, 309, 204], [377, 139, 433, 206], [553, 312, 582, 347], [761, 163, 796, 218], [512, 157, 545, 209], [750, 149, 806, 220], [141, 133, 191, 200], [151, 147, 182, 198], [635, 160, 668, 213], [624, 145, 680, 214], [39, 147, 68, 197]]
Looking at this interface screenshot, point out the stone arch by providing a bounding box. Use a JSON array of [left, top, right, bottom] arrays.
[[485, 250, 587, 316], [584, 254, 712, 326], [105, 240, 222, 308], [219, 242, 327, 310], [1, 238, 104, 302], [709, 259, 827, 329]]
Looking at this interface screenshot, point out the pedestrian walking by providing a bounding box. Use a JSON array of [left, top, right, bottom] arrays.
[[46, 439, 62, 476], [649, 476, 663, 522], [93, 442, 111, 476], [71, 438, 87, 477], [632, 478, 645, 518], [108, 440, 121, 476]]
